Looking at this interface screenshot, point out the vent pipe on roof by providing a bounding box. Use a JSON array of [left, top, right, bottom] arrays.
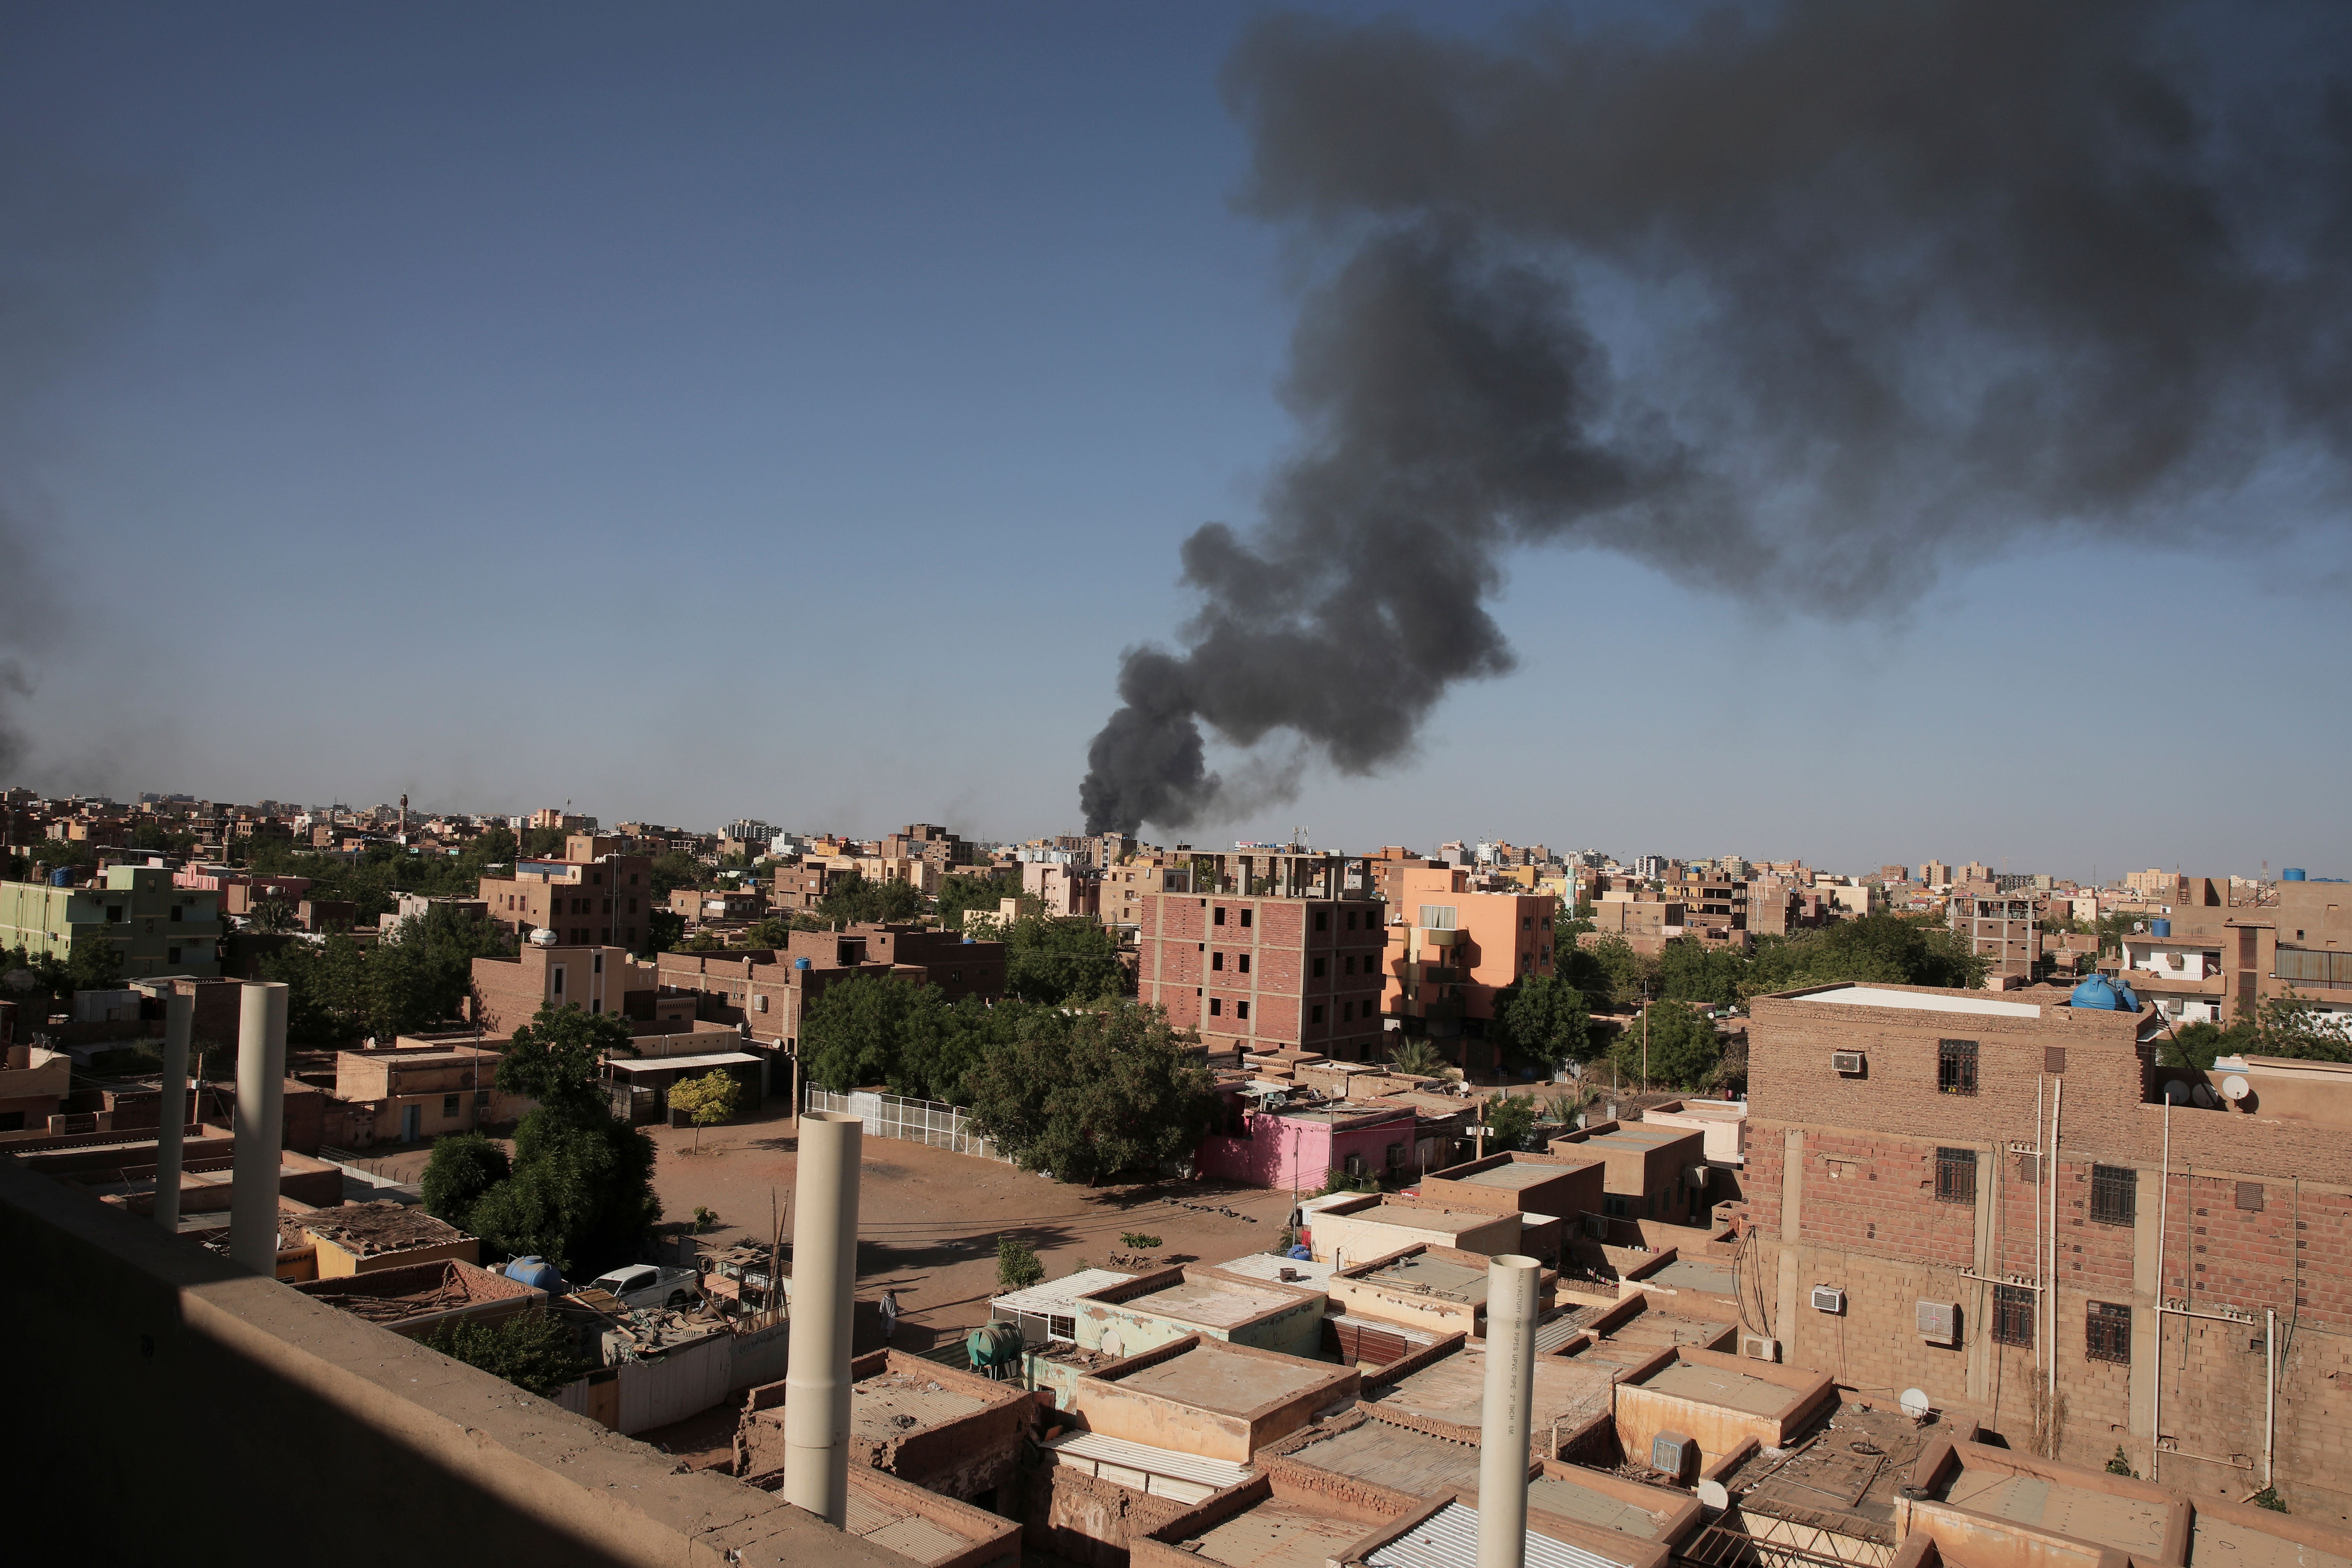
[[783, 1110, 863, 1526], [152, 990, 192, 1232], [1477, 1253, 1540, 1568], [228, 982, 289, 1273]]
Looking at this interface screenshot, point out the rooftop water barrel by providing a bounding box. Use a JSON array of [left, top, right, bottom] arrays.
[[505, 1256, 564, 1295], [794, 956, 810, 970], [49, 867, 74, 886], [2068, 974, 2141, 1011], [2151, 919, 2171, 937], [2283, 868, 2307, 881], [966, 1321, 1025, 1371]]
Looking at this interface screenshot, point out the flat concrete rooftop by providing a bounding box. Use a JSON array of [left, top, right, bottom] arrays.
[[1798, 984, 2042, 1019], [1184, 1495, 1369, 1568], [1114, 1340, 1333, 1415], [1126, 1274, 1304, 1330], [1578, 1125, 1689, 1151], [2191, 1513, 2352, 1568], [1454, 1164, 1573, 1191], [848, 1368, 989, 1444], [1644, 1258, 1735, 1296], [1527, 1472, 1663, 1539], [1347, 1202, 1505, 1233], [1637, 1360, 1792, 1416], [1288, 1418, 1481, 1497], [1944, 1470, 2170, 1556], [1360, 1252, 1488, 1303], [1371, 1346, 1615, 1434]]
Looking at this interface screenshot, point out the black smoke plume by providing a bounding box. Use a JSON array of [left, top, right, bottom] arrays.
[[1080, 0, 2352, 835], [0, 144, 183, 778]]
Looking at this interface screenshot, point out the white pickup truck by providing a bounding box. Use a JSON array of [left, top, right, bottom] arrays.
[[587, 1263, 703, 1311]]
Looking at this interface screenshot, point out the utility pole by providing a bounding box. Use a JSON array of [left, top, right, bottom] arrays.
[[1640, 976, 1650, 1093]]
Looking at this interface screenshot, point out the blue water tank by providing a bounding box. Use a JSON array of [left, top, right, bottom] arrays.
[[505, 1256, 564, 1295], [1287, 1245, 1314, 1261], [962, 934, 974, 945], [2150, 919, 2171, 938], [794, 956, 810, 970], [2283, 868, 2307, 881], [2069, 975, 2141, 1011], [48, 867, 74, 886]]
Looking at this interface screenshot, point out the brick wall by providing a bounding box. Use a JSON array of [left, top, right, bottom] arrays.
[[1743, 985, 2352, 1522]]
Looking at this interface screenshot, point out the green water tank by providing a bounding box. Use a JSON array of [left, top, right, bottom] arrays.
[[966, 1321, 1026, 1371]]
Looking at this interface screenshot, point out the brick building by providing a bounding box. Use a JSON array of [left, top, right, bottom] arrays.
[[1949, 893, 2038, 982], [476, 835, 653, 952], [1740, 980, 2352, 1519], [881, 822, 973, 868], [771, 860, 842, 913], [1136, 884, 1388, 1061], [2115, 876, 2352, 1029], [471, 943, 658, 1032]]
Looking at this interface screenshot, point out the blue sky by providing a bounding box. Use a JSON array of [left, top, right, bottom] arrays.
[[3, 2, 2345, 881]]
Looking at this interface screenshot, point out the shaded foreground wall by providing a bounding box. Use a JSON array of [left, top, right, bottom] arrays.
[[0, 1157, 913, 1568]]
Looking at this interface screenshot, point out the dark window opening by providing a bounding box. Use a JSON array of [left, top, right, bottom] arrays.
[[1938, 1038, 1979, 1096], [1313, 958, 1326, 978], [1212, 952, 1224, 971], [1993, 1285, 2035, 1347], [442, 1095, 460, 1118], [2086, 1301, 2133, 1364], [1209, 998, 1222, 1016], [1240, 909, 1252, 928], [1311, 1005, 1324, 1024], [1237, 1001, 1250, 1020], [1935, 1147, 1978, 1204], [2090, 1164, 2137, 1225], [1315, 911, 1328, 932], [1213, 906, 1226, 926], [1238, 954, 1250, 974]]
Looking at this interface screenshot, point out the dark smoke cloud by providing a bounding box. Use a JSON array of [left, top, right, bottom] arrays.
[[1080, 0, 2352, 834], [0, 144, 184, 778]]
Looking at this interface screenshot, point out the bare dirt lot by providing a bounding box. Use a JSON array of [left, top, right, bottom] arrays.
[[642, 1102, 1299, 1346]]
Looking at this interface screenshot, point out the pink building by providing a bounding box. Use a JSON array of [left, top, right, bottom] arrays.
[[1196, 1098, 1419, 1192]]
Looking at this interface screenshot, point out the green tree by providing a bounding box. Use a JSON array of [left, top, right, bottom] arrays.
[[1657, 939, 1747, 1008], [497, 1001, 639, 1119], [250, 898, 300, 934], [420, 1132, 512, 1233], [938, 872, 1021, 932], [466, 1104, 661, 1277], [1492, 973, 1593, 1071], [2250, 990, 2352, 1062], [1386, 1037, 1451, 1078], [1609, 1001, 1724, 1091], [66, 938, 125, 995], [740, 917, 792, 950], [1484, 1091, 1541, 1153], [667, 1069, 743, 1149], [649, 850, 711, 899], [423, 1310, 594, 1398], [520, 826, 570, 858], [995, 1234, 1044, 1291], [817, 873, 927, 926], [1003, 912, 1125, 1004], [1572, 934, 1657, 1010], [1743, 914, 1984, 998], [800, 972, 927, 1094], [965, 1002, 1221, 1185]]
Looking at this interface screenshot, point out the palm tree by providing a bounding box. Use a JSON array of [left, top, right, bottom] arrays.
[[1386, 1037, 1450, 1079]]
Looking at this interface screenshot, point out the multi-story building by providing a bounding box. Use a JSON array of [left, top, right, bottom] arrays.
[[471, 941, 658, 1031], [1920, 859, 1952, 888], [772, 859, 842, 913], [1740, 978, 2352, 1517], [475, 838, 654, 952], [1950, 893, 2038, 982], [882, 822, 973, 868], [1381, 866, 1558, 1071], [1136, 876, 1388, 1060], [1662, 871, 1749, 947], [0, 866, 223, 979], [1096, 861, 1189, 935], [1018, 861, 1097, 920], [2117, 875, 2352, 1030]]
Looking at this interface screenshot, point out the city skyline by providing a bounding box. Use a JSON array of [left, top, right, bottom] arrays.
[[3, 4, 2347, 875]]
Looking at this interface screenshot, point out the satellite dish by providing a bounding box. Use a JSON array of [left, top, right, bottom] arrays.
[[1899, 1388, 1931, 1419], [2221, 1074, 2251, 1102], [2162, 1080, 2191, 1104], [1099, 1330, 1124, 1358], [1696, 1478, 1730, 1510], [2191, 1083, 2217, 1109]]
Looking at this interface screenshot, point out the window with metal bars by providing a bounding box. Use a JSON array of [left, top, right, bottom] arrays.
[[1992, 1285, 2035, 1347], [2090, 1164, 2137, 1225], [1935, 1147, 1978, 1204], [2086, 1301, 2133, 1364], [1937, 1038, 1979, 1095]]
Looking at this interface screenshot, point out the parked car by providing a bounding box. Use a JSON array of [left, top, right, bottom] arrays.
[[587, 1263, 702, 1311]]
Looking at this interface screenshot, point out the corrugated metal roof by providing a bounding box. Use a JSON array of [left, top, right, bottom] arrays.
[[988, 1268, 1134, 1316], [1368, 1502, 1632, 1568], [1041, 1429, 1252, 1492]]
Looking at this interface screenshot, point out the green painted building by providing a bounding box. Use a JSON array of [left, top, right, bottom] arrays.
[[0, 866, 224, 979]]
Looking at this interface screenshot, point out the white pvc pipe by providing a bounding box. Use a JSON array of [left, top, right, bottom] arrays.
[[2047, 1076, 2062, 1447], [152, 991, 192, 1232], [228, 982, 288, 1274], [1477, 1254, 1540, 1568], [783, 1111, 862, 1526]]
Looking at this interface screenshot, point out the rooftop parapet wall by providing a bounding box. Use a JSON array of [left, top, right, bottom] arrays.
[[0, 1156, 917, 1568]]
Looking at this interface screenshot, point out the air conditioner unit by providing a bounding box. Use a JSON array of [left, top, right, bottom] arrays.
[[1582, 1214, 1610, 1240], [1916, 1298, 1959, 1345], [1651, 1431, 1698, 1481], [1739, 1333, 1780, 1363], [1831, 1050, 1866, 1075], [1812, 1286, 1846, 1315]]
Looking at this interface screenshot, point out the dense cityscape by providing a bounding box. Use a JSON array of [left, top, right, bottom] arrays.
[[8, 2, 2352, 1565]]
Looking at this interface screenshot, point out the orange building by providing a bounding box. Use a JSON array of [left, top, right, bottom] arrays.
[[1381, 866, 1558, 1072]]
